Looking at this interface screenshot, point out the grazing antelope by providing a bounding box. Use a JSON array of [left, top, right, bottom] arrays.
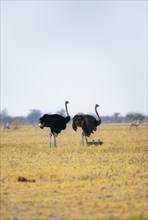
[[129, 119, 141, 130], [3, 123, 10, 132]]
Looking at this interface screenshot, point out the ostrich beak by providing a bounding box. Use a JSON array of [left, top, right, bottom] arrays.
[[39, 123, 44, 129]]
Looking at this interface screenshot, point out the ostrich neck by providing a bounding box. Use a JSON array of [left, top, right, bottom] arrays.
[[95, 106, 101, 123], [65, 103, 69, 116]]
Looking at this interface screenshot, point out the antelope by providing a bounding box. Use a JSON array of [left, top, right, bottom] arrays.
[[3, 123, 10, 132], [130, 119, 141, 130]]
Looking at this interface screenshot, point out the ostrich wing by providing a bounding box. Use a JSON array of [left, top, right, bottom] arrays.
[[81, 120, 92, 136], [72, 115, 91, 136], [72, 119, 77, 131], [72, 115, 84, 131]]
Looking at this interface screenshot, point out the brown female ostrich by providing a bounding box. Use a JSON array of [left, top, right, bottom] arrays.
[[72, 104, 101, 146]]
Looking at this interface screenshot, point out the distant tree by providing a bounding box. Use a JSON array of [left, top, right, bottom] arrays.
[[113, 112, 124, 123], [126, 112, 145, 122], [11, 120, 22, 130], [0, 109, 12, 124], [1, 109, 8, 117], [13, 116, 26, 124], [26, 109, 42, 124], [101, 115, 111, 123], [113, 112, 120, 118]]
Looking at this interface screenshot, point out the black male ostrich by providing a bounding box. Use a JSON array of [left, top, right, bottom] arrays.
[[39, 101, 70, 147], [72, 104, 101, 146]]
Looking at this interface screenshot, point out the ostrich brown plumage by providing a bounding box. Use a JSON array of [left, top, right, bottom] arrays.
[[72, 104, 101, 146]]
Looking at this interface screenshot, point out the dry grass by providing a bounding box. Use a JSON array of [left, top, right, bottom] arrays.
[[1, 123, 148, 220]]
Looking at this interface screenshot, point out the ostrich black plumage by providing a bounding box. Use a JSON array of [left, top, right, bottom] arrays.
[[39, 101, 70, 147], [72, 104, 101, 146]]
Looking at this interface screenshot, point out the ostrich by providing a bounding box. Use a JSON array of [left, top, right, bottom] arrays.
[[39, 101, 70, 147], [72, 104, 101, 146]]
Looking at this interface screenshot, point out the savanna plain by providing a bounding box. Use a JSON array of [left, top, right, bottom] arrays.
[[1, 123, 148, 220]]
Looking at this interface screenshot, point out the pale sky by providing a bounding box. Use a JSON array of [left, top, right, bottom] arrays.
[[1, 0, 147, 117]]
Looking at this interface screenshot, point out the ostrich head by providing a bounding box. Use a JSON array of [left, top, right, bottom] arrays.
[[65, 101, 70, 116], [39, 114, 48, 129], [39, 122, 44, 129], [95, 104, 101, 125]]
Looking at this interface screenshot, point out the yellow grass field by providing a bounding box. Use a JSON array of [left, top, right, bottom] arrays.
[[1, 123, 148, 220]]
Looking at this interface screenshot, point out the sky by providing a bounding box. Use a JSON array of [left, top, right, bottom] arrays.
[[1, 0, 147, 117]]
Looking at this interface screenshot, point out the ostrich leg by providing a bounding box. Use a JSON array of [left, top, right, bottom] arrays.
[[82, 132, 85, 146], [85, 136, 88, 146], [49, 131, 52, 147], [82, 132, 88, 146], [53, 134, 57, 147]]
